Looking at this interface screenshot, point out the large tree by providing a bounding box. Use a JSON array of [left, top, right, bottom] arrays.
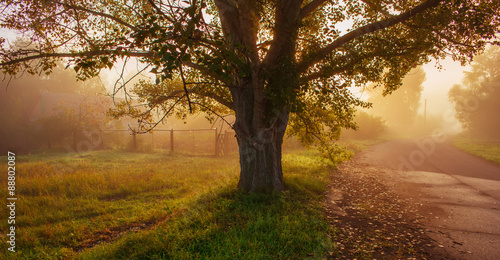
[[1, 0, 499, 192], [449, 45, 500, 138]]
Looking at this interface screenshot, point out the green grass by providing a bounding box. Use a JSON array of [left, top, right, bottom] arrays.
[[0, 149, 336, 259], [453, 138, 500, 165]]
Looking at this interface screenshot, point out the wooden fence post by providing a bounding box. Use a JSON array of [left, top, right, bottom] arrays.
[[170, 129, 174, 152], [132, 132, 137, 151], [214, 128, 219, 157]]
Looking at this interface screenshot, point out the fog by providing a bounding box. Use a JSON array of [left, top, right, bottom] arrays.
[[344, 65, 445, 140], [2, 49, 499, 155], [346, 48, 500, 141], [0, 62, 236, 154]]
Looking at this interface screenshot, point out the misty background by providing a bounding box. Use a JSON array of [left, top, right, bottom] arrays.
[[2, 42, 500, 154]]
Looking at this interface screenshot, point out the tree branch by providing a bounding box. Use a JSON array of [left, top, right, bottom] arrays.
[[299, 0, 328, 18], [178, 62, 193, 112], [146, 0, 175, 23], [0, 50, 153, 67], [161, 85, 234, 110], [136, 94, 186, 133], [196, 90, 234, 110], [183, 61, 230, 85], [50, 1, 138, 31], [191, 101, 235, 128], [263, 0, 303, 67], [297, 0, 443, 73], [360, 0, 394, 18], [300, 47, 421, 83]]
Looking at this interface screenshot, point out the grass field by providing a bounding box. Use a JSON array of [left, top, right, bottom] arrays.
[[453, 138, 500, 165], [0, 148, 337, 259]]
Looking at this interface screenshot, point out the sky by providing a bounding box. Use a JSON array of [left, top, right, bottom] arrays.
[[421, 58, 467, 115], [420, 58, 468, 132]]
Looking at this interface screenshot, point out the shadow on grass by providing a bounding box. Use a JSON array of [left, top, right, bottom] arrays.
[[80, 179, 335, 259], [2, 149, 337, 259]]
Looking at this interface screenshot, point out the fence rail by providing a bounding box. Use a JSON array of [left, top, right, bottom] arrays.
[[100, 128, 237, 156]]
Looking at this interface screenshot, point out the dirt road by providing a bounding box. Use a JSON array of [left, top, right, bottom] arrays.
[[357, 137, 500, 259]]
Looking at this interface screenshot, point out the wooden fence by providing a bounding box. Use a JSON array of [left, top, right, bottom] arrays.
[[100, 128, 237, 156]]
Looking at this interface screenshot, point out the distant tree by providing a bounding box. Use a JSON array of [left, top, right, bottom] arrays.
[[342, 111, 386, 139], [0, 60, 105, 152], [0, 78, 39, 153], [365, 66, 426, 130], [1, 1, 499, 192], [449, 46, 500, 138], [33, 96, 109, 150]]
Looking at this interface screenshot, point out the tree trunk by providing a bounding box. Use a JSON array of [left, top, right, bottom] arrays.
[[215, 0, 297, 192], [235, 107, 289, 192]]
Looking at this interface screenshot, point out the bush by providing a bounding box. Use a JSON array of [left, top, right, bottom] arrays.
[[342, 111, 386, 140]]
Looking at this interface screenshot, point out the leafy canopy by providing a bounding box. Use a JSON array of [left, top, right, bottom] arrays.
[[1, 0, 499, 151]]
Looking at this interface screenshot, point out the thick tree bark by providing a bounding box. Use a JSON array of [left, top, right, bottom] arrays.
[[235, 107, 289, 192], [230, 79, 290, 192], [215, 0, 295, 192]]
